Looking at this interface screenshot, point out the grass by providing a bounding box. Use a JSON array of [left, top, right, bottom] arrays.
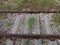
[[5, 22, 12, 27], [14, 0, 24, 10], [51, 13, 60, 33], [27, 0, 56, 11], [27, 16, 35, 32], [0, 0, 58, 11], [28, 0, 55, 5], [0, 3, 11, 10], [51, 14, 60, 25]]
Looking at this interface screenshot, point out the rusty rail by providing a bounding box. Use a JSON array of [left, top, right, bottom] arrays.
[[0, 34, 60, 40], [0, 10, 60, 13]]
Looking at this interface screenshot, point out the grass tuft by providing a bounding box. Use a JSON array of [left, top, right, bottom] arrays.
[[27, 16, 35, 32]]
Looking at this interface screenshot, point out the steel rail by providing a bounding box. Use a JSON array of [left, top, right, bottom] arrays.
[[0, 34, 60, 40], [0, 10, 60, 13]]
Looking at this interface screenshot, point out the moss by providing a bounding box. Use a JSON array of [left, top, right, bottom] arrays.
[[27, 16, 35, 32]]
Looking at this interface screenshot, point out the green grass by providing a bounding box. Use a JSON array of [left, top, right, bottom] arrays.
[[51, 14, 60, 25], [0, 0, 57, 11], [27, 16, 36, 32], [14, 0, 24, 10], [5, 22, 12, 27], [51, 13, 60, 33], [0, 0, 12, 10], [28, 0, 55, 5], [27, 0, 55, 11]]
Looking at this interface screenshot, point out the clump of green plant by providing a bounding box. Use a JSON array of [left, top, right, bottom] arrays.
[[28, 0, 55, 5], [51, 14, 60, 25], [15, 0, 24, 9], [0, 3, 11, 10], [27, 16, 36, 32], [5, 22, 12, 27], [27, 0, 55, 11], [0, 14, 7, 19], [51, 13, 60, 33]]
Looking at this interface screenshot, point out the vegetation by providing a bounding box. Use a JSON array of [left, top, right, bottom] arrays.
[[27, 16, 35, 32], [51, 13, 60, 25], [0, 0, 59, 11], [0, 1, 11, 10], [0, 4, 11, 10], [5, 22, 12, 27], [14, 0, 24, 10], [51, 13, 60, 33], [28, 0, 55, 5], [0, 14, 7, 19]]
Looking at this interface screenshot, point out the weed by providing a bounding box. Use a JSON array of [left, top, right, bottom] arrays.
[[15, 0, 24, 9], [5, 22, 12, 27], [28, 0, 55, 5], [0, 3, 11, 10], [27, 16, 35, 32]]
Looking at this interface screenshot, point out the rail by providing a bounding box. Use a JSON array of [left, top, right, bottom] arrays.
[[0, 10, 60, 13], [0, 34, 60, 40]]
